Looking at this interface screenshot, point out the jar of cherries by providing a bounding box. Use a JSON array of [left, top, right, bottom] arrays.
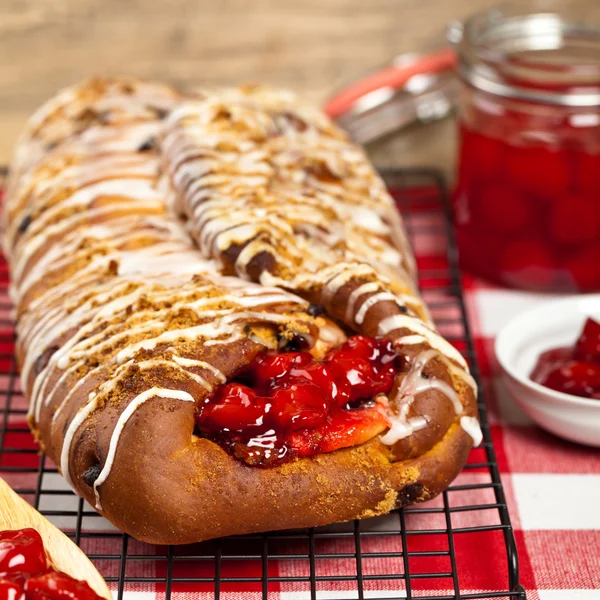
[[452, 0, 600, 292]]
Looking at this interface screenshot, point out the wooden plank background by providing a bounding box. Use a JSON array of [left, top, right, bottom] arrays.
[[0, 0, 590, 171]]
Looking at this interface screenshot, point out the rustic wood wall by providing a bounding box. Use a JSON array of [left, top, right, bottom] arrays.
[[0, 0, 589, 170]]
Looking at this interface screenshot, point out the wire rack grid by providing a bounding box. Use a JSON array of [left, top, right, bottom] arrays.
[[0, 167, 526, 600]]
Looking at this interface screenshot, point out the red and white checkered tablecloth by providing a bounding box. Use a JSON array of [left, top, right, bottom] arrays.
[[1, 180, 599, 600], [461, 275, 600, 600]]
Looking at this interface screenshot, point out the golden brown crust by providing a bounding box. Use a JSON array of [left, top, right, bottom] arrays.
[[6, 77, 479, 544], [69, 395, 472, 545]]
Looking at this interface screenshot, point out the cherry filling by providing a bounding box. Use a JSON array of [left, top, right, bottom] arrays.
[[0, 528, 103, 600], [455, 116, 600, 293], [531, 318, 600, 400], [195, 335, 400, 466]]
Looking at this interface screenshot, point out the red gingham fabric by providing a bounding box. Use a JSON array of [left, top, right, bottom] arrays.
[[462, 274, 600, 600], [1, 180, 599, 600]]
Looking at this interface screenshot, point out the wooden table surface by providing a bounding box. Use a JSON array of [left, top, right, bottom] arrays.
[[0, 0, 590, 173]]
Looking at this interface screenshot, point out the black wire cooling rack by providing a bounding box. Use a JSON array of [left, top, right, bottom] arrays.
[[0, 167, 526, 600]]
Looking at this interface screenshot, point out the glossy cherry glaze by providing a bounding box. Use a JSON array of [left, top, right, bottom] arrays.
[[195, 335, 401, 465], [455, 109, 600, 293], [531, 318, 600, 400], [0, 528, 102, 600]]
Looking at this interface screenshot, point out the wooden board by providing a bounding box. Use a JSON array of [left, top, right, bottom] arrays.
[[0, 477, 111, 598]]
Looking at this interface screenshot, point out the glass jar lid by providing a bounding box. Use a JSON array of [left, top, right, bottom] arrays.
[[453, 0, 600, 107]]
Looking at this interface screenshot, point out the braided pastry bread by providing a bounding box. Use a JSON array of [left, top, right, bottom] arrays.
[[3, 78, 481, 544]]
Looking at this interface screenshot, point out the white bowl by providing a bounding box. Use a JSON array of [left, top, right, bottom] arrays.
[[495, 294, 600, 447]]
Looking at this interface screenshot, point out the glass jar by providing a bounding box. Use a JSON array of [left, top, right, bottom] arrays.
[[452, 0, 600, 292]]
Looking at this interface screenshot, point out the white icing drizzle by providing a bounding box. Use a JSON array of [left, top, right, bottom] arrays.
[[171, 354, 226, 383], [378, 314, 468, 369], [137, 359, 214, 391], [379, 410, 428, 446], [354, 292, 400, 325], [162, 91, 420, 320], [443, 355, 477, 393], [396, 334, 428, 345], [114, 310, 306, 365], [380, 350, 438, 445], [322, 267, 366, 307], [380, 349, 479, 446], [345, 282, 380, 323], [460, 416, 483, 447], [92, 387, 195, 508]]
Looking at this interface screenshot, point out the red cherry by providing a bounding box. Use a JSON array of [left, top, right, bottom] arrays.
[[327, 335, 371, 361], [288, 360, 350, 407], [473, 185, 533, 236], [541, 360, 600, 398], [456, 226, 503, 281], [574, 318, 600, 363], [499, 239, 556, 290], [0, 529, 47, 576], [198, 384, 267, 432], [252, 352, 311, 391], [565, 244, 600, 292], [548, 193, 600, 245], [346, 335, 378, 358], [331, 335, 396, 368], [458, 127, 506, 183], [507, 145, 570, 200], [25, 572, 101, 600], [269, 383, 329, 431], [453, 183, 472, 227], [0, 580, 24, 600], [326, 336, 396, 401], [530, 346, 573, 387], [327, 353, 376, 401], [576, 151, 600, 196]]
